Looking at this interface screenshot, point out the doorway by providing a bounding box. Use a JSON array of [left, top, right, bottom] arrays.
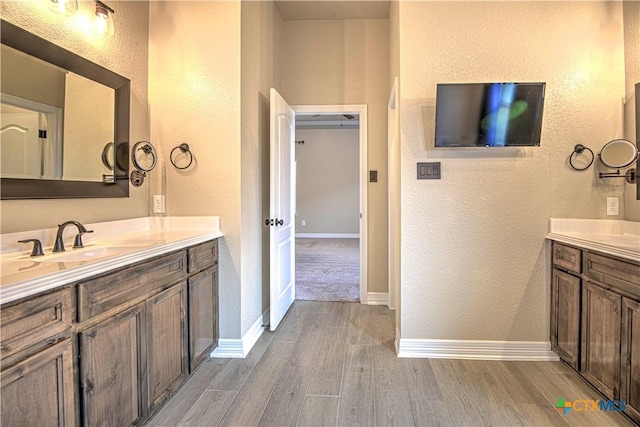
[[292, 104, 368, 303]]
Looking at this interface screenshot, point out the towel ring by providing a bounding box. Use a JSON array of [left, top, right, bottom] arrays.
[[101, 142, 114, 170], [132, 141, 157, 172], [170, 143, 194, 170], [568, 144, 594, 171]]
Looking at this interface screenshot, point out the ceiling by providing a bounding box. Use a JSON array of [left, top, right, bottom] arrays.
[[296, 114, 360, 129], [274, 1, 390, 21]]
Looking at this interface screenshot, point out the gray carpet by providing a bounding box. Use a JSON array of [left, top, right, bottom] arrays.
[[295, 238, 360, 302]]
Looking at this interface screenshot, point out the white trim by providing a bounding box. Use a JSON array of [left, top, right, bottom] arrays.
[[365, 292, 389, 306], [397, 339, 560, 361], [295, 233, 359, 239], [211, 309, 267, 359], [387, 77, 400, 310], [293, 104, 368, 305]]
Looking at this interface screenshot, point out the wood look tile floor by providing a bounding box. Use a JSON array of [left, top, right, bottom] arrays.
[[147, 301, 633, 427]]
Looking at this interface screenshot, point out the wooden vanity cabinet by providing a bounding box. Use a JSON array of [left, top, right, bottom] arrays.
[[551, 242, 640, 424], [580, 281, 621, 399], [621, 297, 640, 422], [551, 268, 581, 369], [551, 243, 581, 369], [188, 268, 218, 371], [78, 250, 193, 425], [187, 239, 219, 372], [146, 282, 189, 414], [0, 288, 76, 427], [2, 339, 76, 427], [0, 238, 219, 426], [80, 303, 147, 426]]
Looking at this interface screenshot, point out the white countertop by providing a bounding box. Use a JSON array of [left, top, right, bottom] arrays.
[[0, 216, 223, 305], [546, 219, 640, 263]]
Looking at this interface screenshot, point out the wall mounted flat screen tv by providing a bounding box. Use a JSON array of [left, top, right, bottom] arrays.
[[434, 82, 545, 147]]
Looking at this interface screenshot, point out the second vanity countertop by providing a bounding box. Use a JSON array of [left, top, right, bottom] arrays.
[[0, 216, 223, 305], [546, 218, 640, 263]]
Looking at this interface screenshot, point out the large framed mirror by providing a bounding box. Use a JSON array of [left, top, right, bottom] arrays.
[[637, 83, 640, 200], [1, 19, 130, 199]]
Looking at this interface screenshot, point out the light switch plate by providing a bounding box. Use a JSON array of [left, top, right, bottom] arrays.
[[417, 162, 441, 179]]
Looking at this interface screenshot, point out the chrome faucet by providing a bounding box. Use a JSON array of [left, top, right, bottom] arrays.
[[52, 221, 93, 252]]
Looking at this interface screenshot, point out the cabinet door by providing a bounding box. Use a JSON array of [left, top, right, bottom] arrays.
[[621, 297, 640, 424], [147, 282, 188, 413], [551, 268, 581, 369], [1, 339, 76, 427], [80, 302, 147, 427], [581, 282, 621, 399], [188, 268, 218, 372]]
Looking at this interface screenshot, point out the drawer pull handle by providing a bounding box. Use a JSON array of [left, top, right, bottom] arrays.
[[46, 337, 61, 345]]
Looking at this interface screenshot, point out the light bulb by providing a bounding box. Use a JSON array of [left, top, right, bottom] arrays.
[[93, 1, 115, 37]]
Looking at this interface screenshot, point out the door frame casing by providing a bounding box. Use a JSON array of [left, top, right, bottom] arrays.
[[292, 104, 368, 304], [388, 77, 400, 311]]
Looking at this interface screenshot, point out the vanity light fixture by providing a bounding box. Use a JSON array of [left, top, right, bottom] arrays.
[[93, 1, 115, 38], [49, 0, 78, 15]]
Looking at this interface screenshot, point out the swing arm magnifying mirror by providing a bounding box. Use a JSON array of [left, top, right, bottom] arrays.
[[599, 139, 639, 169]]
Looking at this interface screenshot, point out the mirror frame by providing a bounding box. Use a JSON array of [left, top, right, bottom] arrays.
[[598, 138, 639, 169], [1, 19, 130, 199], [636, 83, 640, 201]]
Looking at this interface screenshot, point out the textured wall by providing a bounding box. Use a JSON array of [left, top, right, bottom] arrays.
[[398, 1, 626, 342], [1, 46, 65, 107], [295, 128, 360, 234], [623, 1, 640, 220], [240, 1, 283, 333], [63, 74, 114, 181], [0, 0, 149, 233], [283, 19, 390, 294], [149, 1, 242, 338], [389, 0, 401, 332]]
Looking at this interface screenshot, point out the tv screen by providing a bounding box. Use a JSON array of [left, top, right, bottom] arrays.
[[434, 82, 545, 147]]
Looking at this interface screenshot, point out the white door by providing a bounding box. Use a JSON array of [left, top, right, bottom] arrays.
[[269, 88, 296, 331], [0, 112, 40, 178]]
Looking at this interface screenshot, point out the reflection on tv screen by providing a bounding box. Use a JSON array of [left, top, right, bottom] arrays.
[[435, 82, 545, 147]]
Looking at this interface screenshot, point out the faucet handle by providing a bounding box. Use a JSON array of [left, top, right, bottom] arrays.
[[73, 230, 93, 249], [18, 239, 45, 257]]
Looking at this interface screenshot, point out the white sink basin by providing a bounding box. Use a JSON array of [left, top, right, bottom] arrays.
[[25, 240, 167, 263], [36, 246, 141, 263]]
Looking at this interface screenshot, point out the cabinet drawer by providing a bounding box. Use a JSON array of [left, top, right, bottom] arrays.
[[583, 251, 640, 299], [78, 251, 187, 321], [1, 288, 73, 364], [188, 240, 218, 273], [553, 242, 581, 274]]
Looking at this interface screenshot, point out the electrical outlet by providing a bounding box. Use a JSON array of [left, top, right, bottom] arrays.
[[606, 197, 619, 216], [301, 220, 306, 227], [153, 195, 165, 214]]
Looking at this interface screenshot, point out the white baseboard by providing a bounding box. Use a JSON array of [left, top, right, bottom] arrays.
[[397, 339, 560, 361], [211, 309, 267, 359], [365, 292, 388, 306], [296, 233, 359, 239]]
